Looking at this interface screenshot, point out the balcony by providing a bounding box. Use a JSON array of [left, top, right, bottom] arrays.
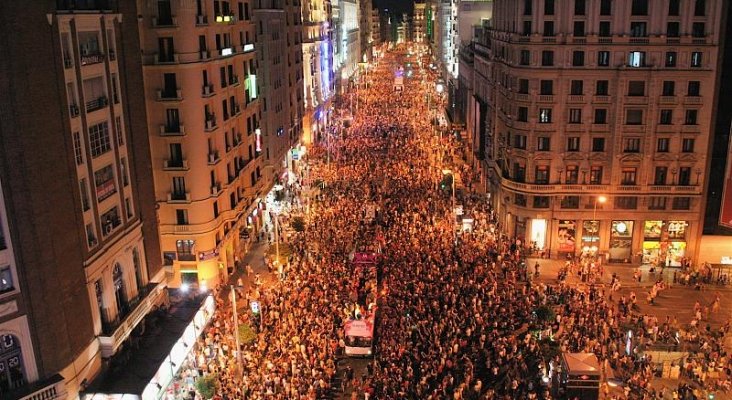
[[567, 95, 585, 103], [11, 374, 66, 400], [152, 16, 178, 28], [163, 159, 189, 170], [202, 84, 215, 97], [154, 53, 179, 64], [167, 192, 191, 203], [199, 50, 212, 60], [659, 96, 677, 105], [593, 95, 610, 104], [157, 89, 183, 101], [618, 185, 640, 191], [682, 124, 701, 133], [624, 96, 648, 105], [80, 52, 105, 66], [205, 115, 218, 132], [537, 95, 554, 103], [684, 96, 702, 105], [196, 14, 209, 26], [210, 182, 223, 196], [159, 124, 185, 136], [514, 93, 530, 102], [85, 96, 108, 113], [208, 151, 221, 165], [98, 282, 166, 358], [629, 37, 650, 44], [624, 125, 647, 133]]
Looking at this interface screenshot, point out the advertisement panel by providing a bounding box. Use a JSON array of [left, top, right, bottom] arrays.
[[557, 220, 577, 253]]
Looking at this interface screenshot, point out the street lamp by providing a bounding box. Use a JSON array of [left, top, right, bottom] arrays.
[[592, 195, 607, 252]]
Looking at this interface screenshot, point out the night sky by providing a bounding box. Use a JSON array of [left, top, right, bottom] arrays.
[[374, 0, 413, 19]]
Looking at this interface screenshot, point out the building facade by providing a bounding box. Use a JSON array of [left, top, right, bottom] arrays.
[[254, 0, 305, 186], [482, 0, 724, 265], [360, 0, 374, 60], [371, 7, 382, 45], [138, 0, 264, 288], [413, 1, 427, 43], [302, 0, 335, 144], [0, 0, 163, 398]]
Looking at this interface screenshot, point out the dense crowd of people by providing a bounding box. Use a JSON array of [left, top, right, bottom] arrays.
[[163, 47, 732, 400]]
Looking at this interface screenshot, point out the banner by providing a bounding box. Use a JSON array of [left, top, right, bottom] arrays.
[[721, 139, 732, 227]]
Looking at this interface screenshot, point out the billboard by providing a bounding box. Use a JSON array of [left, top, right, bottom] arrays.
[[721, 137, 732, 228]]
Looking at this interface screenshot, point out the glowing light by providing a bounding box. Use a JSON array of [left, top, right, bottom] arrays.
[[255, 128, 262, 152], [181, 283, 189, 293], [436, 83, 445, 93]]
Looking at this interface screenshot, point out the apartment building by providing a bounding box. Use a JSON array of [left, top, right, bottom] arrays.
[[480, 0, 724, 265], [360, 0, 373, 60], [414, 1, 427, 43], [302, 0, 335, 144], [0, 0, 163, 398], [138, 0, 264, 288], [254, 0, 305, 182], [371, 7, 382, 45]]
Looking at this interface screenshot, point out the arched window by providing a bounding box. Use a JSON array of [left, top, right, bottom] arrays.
[[0, 334, 25, 394], [113, 264, 128, 318], [132, 248, 144, 291]]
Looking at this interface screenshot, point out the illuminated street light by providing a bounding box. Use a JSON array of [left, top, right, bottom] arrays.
[[436, 83, 444, 93]]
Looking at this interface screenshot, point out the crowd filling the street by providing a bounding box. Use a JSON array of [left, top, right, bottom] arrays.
[[168, 47, 732, 400]]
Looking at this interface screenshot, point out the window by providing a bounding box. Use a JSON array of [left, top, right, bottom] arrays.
[[682, 138, 695, 153], [660, 110, 673, 125], [598, 51, 610, 67], [624, 138, 641, 153], [520, 50, 531, 65], [679, 167, 691, 185], [573, 21, 585, 37], [695, 0, 706, 16], [514, 135, 527, 149], [538, 137, 551, 151], [626, 109, 644, 125], [668, 0, 680, 15], [88, 121, 111, 158], [688, 81, 701, 96], [567, 137, 580, 152], [524, 0, 532, 15], [544, 21, 555, 36], [654, 167, 668, 185], [73, 131, 83, 165], [533, 196, 550, 208], [649, 196, 667, 210], [565, 166, 579, 184], [590, 166, 603, 184], [662, 81, 675, 96], [691, 52, 702, 68], [594, 109, 608, 124], [569, 108, 582, 124], [176, 209, 188, 225], [101, 206, 120, 236], [600, 0, 612, 15], [561, 196, 580, 209], [596, 80, 609, 95], [539, 108, 552, 123], [628, 81, 645, 96], [615, 196, 638, 209], [535, 166, 550, 184], [519, 79, 529, 94], [621, 168, 637, 185], [572, 51, 585, 66], [176, 239, 196, 261], [631, 0, 648, 15], [518, 107, 529, 122], [120, 158, 129, 187], [685, 110, 698, 125], [574, 0, 586, 15], [628, 51, 646, 67], [657, 138, 670, 152], [80, 179, 90, 211], [571, 80, 584, 95], [667, 22, 680, 38], [672, 197, 691, 210], [94, 165, 117, 202], [115, 116, 124, 146], [125, 197, 133, 219], [599, 21, 611, 37], [692, 23, 705, 38], [544, 0, 555, 15], [172, 176, 186, 199], [514, 163, 526, 182], [630, 22, 647, 37], [523, 21, 532, 36], [592, 137, 606, 152], [541, 51, 554, 66], [540, 80, 553, 95], [0, 266, 14, 294], [664, 52, 677, 68]]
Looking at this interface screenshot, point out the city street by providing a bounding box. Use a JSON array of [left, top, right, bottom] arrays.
[[168, 46, 732, 400]]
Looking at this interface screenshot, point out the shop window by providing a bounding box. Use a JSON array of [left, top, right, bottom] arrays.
[[667, 220, 687, 239], [176, 239, 196, 261], [557, 220, 577, 253]]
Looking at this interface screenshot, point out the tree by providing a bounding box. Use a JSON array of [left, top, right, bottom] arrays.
[[238, 323, 257, 345], [534, 305, 555, 323], [195, 374, 218, 399], [291, 216, 306, 232]]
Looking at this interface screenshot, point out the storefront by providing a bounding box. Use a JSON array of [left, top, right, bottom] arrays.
[[581, 220, 600, 253], [557, 220, 577, 255], [530, 219, 547, 250], [642, 220, 688, 267], [609, 220, 634, 263]]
